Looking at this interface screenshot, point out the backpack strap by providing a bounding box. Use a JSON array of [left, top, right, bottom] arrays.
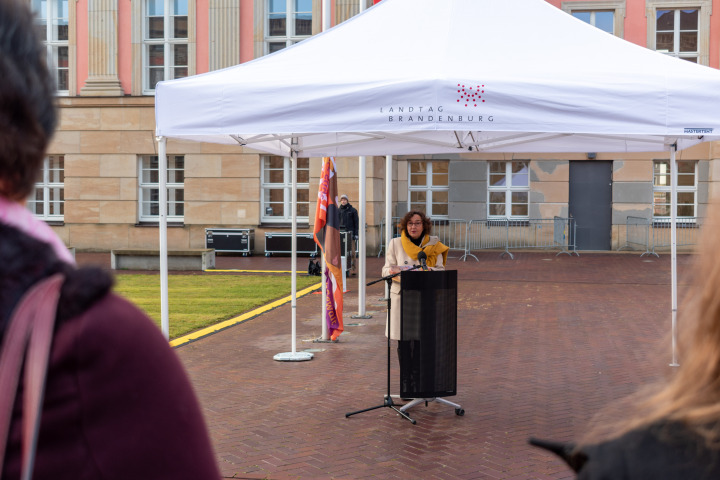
[[0, 274, 64, 480]]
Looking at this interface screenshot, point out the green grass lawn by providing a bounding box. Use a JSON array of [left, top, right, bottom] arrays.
[[114, 274, 321, 339]]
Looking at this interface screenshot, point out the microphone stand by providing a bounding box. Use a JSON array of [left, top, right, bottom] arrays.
[[346, 264, 423, 424]]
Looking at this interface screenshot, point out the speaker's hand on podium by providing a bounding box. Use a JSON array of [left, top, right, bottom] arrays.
[[388, 266, 402, 282]]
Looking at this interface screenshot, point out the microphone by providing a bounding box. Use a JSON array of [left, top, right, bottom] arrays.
[[417, 251, 428, 271]]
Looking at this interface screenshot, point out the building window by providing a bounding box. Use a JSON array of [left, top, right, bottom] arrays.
[[266, 0, 313, 54], [653, 160, 697, 221], [408, 161, 449, 218], [138, 155, 185, 222], [572, 10, 615, 34], [143, 0, 189, 93], [646, 1, 710, 65], [261, 155, 309, 223], [487, 161, 529, 219], [28, 156, 64, 221], [562, 1, 625, 37], [31, 0, 69, 93], [655, 8, 698, 62]]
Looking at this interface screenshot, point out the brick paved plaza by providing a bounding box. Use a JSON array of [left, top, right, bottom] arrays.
[[85, 251, 692, 479]]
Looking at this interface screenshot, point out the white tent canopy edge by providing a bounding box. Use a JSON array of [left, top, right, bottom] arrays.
[[155, 0, 720, 363]]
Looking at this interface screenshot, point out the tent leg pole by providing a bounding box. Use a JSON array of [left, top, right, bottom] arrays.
[[157, 136, 169, 341], [291, 150, 297, 354], [274, 140, 312, 361], [670, 144, 679, 367], [384, 156, 392, 301], [353, 156, 371, 319]]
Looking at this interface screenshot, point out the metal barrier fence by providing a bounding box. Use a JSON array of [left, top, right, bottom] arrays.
[[377, 218, 468, 258], [651, 218, 699, 253], [378, 217, 577, 260], [618, 216, 654, 257], [466, 217, 577, 260], [619, 216, 699, 256]]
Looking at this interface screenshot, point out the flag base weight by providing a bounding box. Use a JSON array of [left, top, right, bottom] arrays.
[[312, 337, 338, 343], [273, 352, 314, 362]]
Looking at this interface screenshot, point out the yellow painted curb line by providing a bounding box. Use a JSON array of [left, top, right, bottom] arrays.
[[169, 282, 322, 348], [205, 269, 293, 273]]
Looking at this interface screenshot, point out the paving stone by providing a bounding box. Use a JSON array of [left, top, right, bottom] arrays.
[[77, 251, 689, 479]]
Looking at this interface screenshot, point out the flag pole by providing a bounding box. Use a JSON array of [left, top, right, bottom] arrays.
[[274, 139, 312, 361], [321, 256, 328, 340]]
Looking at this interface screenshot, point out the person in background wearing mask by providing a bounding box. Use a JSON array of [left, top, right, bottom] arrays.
[[339, 194, 359, 275]]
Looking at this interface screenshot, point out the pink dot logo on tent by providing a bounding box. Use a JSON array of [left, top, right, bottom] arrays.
[[456, 83, 485, 107]]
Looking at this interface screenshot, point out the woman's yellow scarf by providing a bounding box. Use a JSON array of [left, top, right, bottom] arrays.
[[400, 231, 449, 268]]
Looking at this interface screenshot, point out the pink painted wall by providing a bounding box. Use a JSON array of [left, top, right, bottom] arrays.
[[75, 0, 88, 94], [544, 0, 647, 47], [74, 0, 720, 97], [118, 0, 131, 94], [623, 0, 646, 48], [196, 0, 209, 74], [240, 0, 254, 63], [709, 2, 720, 69], [75, 0, 130, 94]]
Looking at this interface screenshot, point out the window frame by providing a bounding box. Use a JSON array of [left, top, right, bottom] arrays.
[[654, 8, 699, 62], [407, 161, 449, 219], [561, 1, 626, 38], [260, 155, 310, 223], [137, 154, 185, 223], [31, 0, 71, 95], [487, 161, 530, 220], [652, 159, 697, 223], [646, 0, 711, 65], [141, 0, 190, 94], [264, 0, 313, 55], [28, 155, 65, 222]]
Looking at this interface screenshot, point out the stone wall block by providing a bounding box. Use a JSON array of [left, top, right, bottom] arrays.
[[65, 155, 101, 177], [613, 160, 652, 181], [98, 201, 136, 223], [99, 154, 136, 177]]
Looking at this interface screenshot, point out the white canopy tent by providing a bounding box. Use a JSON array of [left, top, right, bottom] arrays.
[[156, 0, 720, 362]]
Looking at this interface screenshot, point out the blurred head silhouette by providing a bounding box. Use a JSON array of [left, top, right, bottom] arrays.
[[0, 0, 57, 202]]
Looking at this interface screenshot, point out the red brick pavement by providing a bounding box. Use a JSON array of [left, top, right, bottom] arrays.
[[78, 250, 694, 479]]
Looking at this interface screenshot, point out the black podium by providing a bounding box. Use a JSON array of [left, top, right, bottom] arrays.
[[398, 270, 464, 416]]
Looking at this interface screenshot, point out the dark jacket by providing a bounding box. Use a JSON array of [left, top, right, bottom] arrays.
[[0, 223, 221, 479], [339, 202, 359, 237], [576, 423, 720, 479], [533, 422, 720, 480]]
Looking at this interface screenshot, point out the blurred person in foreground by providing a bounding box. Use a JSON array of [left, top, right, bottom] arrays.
[[0, 0, 221, 477], [532, 201, 720, 479], [381, 211, 449, 344]]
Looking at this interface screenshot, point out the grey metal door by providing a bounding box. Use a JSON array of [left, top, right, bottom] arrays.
[[569, 161, 612, 250]]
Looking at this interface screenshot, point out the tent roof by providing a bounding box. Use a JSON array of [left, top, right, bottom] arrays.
[[155, 0, 720, 157]]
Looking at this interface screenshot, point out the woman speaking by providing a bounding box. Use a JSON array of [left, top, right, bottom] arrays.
[[381, 211, 449, 341]]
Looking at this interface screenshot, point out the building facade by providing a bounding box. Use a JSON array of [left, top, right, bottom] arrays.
[[30, 0, 720, 253]]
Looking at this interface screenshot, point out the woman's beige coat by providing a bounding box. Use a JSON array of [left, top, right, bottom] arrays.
[[381, 236, 445, 340]]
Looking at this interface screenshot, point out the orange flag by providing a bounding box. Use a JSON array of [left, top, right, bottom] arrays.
[[313, 157, 344, 340]]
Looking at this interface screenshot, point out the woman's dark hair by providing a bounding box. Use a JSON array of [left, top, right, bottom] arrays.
[[399, 210, 432, 237], [0, 0, 58, 201]]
